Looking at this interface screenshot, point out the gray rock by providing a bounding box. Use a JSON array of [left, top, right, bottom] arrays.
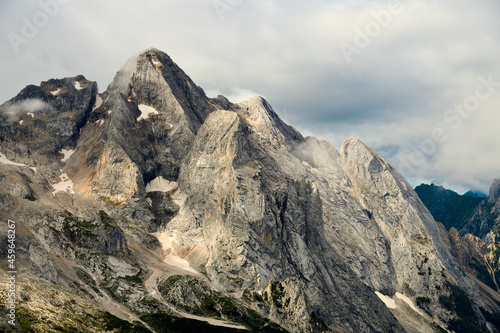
[[0, 48, 498, 333]]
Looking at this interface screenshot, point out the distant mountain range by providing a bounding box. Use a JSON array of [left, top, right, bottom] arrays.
[[415, 184, 485, 231], [465, 190, 488, 198], [415, 180, 500, 237], [416, 181, 500, 318]]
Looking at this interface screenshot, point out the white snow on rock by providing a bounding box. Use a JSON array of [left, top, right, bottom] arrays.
[[375, 292, 397, 309], [137, 104, 159, 121], [152, 59, 160, 66], [60, 149, 75, 162], [74, 81, 83, 90], [145, 176, 178, 193], [51, 88, 61, 96], [93, 94, 103, 110], [395, 292, 422, 314], [27, 113, 34, 118], [0, 151, 36, 172], [19, 120, 24, 125], [52, 172, 75, 195], [0, 152, 27, 167]]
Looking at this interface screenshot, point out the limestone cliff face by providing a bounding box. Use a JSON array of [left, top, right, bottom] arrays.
[[461, 179, 500, 238], [1, 48, 499, 333]]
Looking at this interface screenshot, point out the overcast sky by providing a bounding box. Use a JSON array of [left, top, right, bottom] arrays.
[[1, 0, 499, 194]]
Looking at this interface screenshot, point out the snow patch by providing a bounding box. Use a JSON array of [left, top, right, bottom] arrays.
[[60, 149, 75, 162], [98, 119, 104, 126], [0, 152, 27, 168], [179, 312, 248, 330], [395, 293, 422, 314], [19, 120, 24, 125], [152, 59, 160, 66], [27, 113, 34, 118], [93, 95, 103, 110], [375, 292, 397, 309], [0, 151, 36, 172], [137, 104, 159, 121], [52, 172, 75, 195], [74, 81, 83, 90], [145, 176, 178, 193], [51, 88, 61, 96]]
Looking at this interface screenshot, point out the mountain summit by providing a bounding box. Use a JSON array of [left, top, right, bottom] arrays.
[[0, 48, 499, 332]]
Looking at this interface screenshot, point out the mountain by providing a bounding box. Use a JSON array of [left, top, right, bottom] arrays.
[[417, 181, 500, 320], [465, 191, 488, 199], [1, 48, 499, 332], [414, 183, 484, 231], [461, 179, 500, 238]]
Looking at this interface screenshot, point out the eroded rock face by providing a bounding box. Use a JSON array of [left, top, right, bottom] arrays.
[[448, 228, 496, 282], [460, 179, 500, 239], [489, 179, 500, 205], [1, 48, 499, 333]]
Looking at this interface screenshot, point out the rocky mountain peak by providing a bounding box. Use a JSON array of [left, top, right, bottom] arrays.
[[340, 138, 388, 176], [0, 75, 97, 170], [1, 48, 499, 333], [236, 95, 303, 150], [488, 178, 500, 204]]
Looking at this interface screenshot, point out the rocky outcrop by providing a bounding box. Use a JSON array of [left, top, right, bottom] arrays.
[[0, 75, 97, 172], [489, 179, 500, 205], [438, 224, 497, 290], [460, 179, 500, 238]]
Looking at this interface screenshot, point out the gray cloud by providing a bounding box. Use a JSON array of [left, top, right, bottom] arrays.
[[0, 0, 499, 193]]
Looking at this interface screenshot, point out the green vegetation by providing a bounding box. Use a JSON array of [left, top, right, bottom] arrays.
[[309, 312, 328, 332], [416, 296, 431, 307], [415, 184, 483, 231], [123, 270, 144, 285], [479, 307, 500, 331], [75, 268, 102, 296], [140, 312, 238, 333], [270, 281, 290, 309], [100, 312, 150, 332], [158, 275, 287, 332], [253, 291, 264, 303], [439, 283, 486, 333], [432, 323, 448, 333], [0, 282, 151, 333], [468, 259, 497, 290], [413, 232, 431, 245], [18, 309, 35, 332]]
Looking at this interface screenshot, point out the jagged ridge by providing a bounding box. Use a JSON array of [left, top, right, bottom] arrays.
[[0, 48, 499, 333]]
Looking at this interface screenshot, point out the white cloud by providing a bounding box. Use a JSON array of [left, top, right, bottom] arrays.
[[0, 0, 499, 193], [1, 99, 47, 119]]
